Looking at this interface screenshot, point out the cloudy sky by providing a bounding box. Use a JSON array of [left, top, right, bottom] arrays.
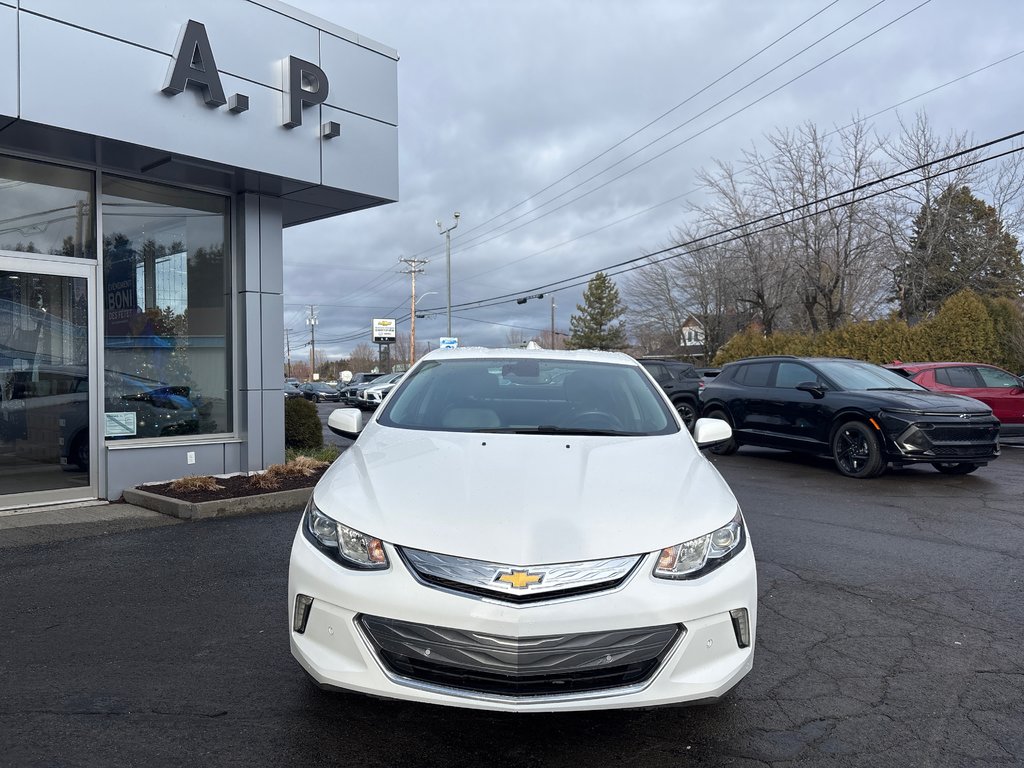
[[281, 0, 1024, 361]]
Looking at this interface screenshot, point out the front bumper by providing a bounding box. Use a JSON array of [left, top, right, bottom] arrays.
[[880, 414, 1000, 465], [288, 524, 757, 712]]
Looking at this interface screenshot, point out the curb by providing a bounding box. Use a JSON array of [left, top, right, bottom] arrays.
[[122, 486, 313, 521]]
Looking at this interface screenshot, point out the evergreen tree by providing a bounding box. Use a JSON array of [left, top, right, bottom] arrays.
[[565, 272, 627, 350], [897, 185, 1024, 321]]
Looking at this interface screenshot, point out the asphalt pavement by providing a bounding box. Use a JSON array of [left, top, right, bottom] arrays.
[[0, 440, 1021, 767]]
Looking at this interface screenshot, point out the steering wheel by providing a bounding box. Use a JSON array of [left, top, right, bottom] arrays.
[[563, 410, 624, 431]]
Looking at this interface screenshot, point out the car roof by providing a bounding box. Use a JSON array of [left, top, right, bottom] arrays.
[[730, 355, 868, 364], [418, 347, 638, 366], [883, 361, 999, 371]]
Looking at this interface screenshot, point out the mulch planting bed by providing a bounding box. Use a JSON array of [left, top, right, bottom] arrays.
[[140, 467, 327, 504]]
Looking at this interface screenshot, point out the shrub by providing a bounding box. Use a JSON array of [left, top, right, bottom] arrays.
[[285, 397, 324, 450], [286, 445, 341, 464], [248, 472, 282, 490], [168, 475, 223, 492], [713, 291, 1024, 368], [912, 291, 998, 363]]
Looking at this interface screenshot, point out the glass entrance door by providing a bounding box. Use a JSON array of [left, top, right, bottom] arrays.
[[0, 260, 95, 506]]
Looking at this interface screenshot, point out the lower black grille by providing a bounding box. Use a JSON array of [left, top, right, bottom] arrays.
[[381, 654, 662, 697], [359, 615, 681, 697], [930, 445, 994, 457]]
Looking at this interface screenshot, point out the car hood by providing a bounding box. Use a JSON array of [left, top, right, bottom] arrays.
[[312, 425, 738, 565], [848, 389, 993, 414]]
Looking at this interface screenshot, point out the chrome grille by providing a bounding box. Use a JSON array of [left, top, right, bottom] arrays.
[[399, 547, 642, 602], [359, 615, 681, 697]]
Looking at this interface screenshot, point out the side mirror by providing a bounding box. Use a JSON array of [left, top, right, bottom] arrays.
[[328, 408, 364, 438], [692, 417, 732, 447], [795, 381, 826, 399]]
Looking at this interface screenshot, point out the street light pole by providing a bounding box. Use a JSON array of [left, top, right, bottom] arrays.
[[436, 212, 460, 337]]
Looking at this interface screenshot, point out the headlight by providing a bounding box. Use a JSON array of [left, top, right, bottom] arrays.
[[654, 510, 745, 579], [303, 497, 389, 570]]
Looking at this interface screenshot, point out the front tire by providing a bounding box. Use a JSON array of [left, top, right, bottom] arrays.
[[831, 420, 885, 478], [704, 408, 738, 455], [931, 462, 981, 475], [674, 399, 698, 432]]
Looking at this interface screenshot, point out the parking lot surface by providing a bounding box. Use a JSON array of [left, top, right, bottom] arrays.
[[0, 443, 1021, 767]]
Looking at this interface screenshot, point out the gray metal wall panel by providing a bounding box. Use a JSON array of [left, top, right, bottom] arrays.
[[241, 292, 263, 390], [0, 5, 17, 118], [261, 293, 284, 389], [320, 30, 398, 125], [106, 443, 227, 499], [258, 196, 284, 294], [19, 14, 321, 183], [223, 441, 242, 475], [321, 106, 399, 202], [261, 389, 285, 467], [21, 0, 320, 90], [238, 193, 262, 293], [240, 389, 263, 472]]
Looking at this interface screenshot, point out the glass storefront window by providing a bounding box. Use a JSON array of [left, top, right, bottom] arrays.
[[102, 178, 231, 438], [0, 156, 95, 258]]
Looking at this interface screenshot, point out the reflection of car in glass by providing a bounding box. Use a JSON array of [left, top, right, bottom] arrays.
[[301, 382, 340, 402], [0, 367, 200, 471], [884, 362, 1024, 443], [288, 348, 755, 712], [701, 356, 1001, 477]]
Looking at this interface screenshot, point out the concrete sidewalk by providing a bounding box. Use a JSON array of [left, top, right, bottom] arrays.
[[0, 500, 179, 548]]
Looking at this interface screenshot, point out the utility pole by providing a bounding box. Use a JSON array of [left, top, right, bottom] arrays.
[[285, 328, 292, 377], [306, 305, 318, 379], [551, 295, 556, 349], [436, 212, 460, 338], [399, 256, 428, 365]]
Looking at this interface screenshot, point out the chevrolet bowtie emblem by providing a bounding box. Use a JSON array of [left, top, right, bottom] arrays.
[[494, 569, 544, 589]]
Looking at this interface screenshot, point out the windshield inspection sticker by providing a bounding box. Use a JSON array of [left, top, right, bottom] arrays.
[[105, 412, 137, 437]]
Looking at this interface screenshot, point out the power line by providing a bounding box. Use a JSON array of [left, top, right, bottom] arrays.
[[458, 45, 1024, 286], [303, 128, 1024, 348], [446, 0, 845, 247], [436, 127, 1024, 314], [446, 0, 932, 261]]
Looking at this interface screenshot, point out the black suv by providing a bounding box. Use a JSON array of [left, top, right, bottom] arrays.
[[637, 358, 703, 430], [700, 356, 1000, 478]]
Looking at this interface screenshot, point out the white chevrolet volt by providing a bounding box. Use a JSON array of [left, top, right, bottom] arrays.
[[288, 348, 756, 712]]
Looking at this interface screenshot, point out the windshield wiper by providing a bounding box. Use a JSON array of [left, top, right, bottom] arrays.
[[471, 425, 635, 436]]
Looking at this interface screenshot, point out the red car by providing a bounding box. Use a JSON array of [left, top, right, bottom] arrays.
[[885, 362, 1024, 442]]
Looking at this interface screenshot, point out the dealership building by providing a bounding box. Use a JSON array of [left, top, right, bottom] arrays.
[[0, 1, 398, 509]]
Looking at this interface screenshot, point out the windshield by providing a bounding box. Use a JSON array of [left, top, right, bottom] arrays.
[[377, 358, 679, 435], [815, 361, 928, 391]]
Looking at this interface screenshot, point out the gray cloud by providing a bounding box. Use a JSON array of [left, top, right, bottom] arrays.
[[283, 0, 1024, 359]]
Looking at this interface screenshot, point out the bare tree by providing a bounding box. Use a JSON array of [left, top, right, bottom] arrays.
[[624, 254, 690, 355], [743, 120, 887, 331], [505, 328, 528, 348], [693, 160, 795, 334]]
